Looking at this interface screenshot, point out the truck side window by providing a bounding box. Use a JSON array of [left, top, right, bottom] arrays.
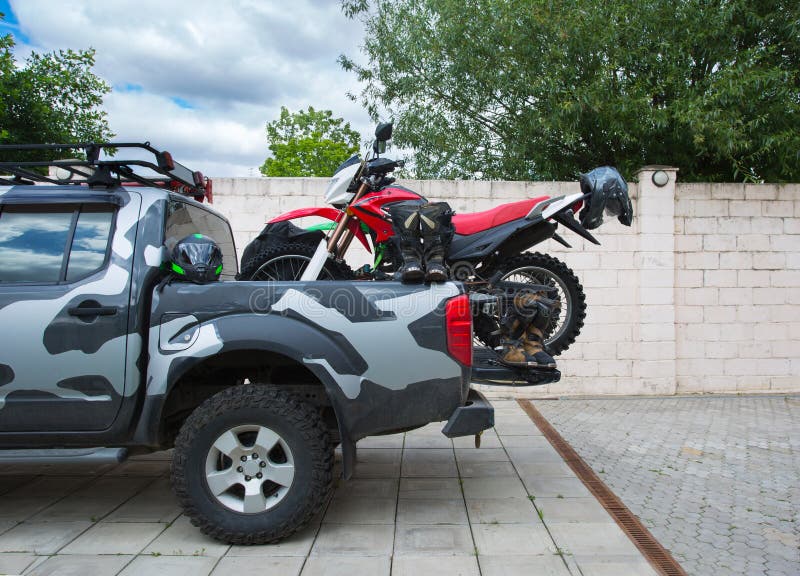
[[0, 209, 73, 283], [66, 209, 114, 282], [0, 206, 115, 284], [165, 199, 237, 279]]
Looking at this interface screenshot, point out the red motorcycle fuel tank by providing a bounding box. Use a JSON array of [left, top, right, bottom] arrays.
[[350, 186, 426, 243]]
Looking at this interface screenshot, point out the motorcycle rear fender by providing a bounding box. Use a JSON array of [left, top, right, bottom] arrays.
[[269, 207, 372, 253], [449, 218, 557, 262]]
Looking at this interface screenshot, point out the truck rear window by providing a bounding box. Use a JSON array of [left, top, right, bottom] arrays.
[[165, 199, 237, 279]]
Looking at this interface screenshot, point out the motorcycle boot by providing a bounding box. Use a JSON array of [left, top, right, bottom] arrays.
[[388, 203, 425, 283], [497, 292, 557, 369], [517, 292, 558, 369], [419, 202, 454, 282]]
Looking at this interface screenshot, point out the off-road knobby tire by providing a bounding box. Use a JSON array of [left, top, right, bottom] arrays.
[[485, 252, 586, 356], [239, 241, 353, 281], [171, 384, 334, 545]]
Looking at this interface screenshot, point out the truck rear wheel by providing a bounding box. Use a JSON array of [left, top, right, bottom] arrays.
[[171, 384, 333, 544]]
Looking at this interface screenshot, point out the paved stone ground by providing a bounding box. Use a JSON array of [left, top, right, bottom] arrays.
[[0, 400, 655, 576], [536, 395, 800, 576]]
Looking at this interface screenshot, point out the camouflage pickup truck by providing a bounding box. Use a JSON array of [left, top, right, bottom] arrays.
[[0, 144, 493, 544]]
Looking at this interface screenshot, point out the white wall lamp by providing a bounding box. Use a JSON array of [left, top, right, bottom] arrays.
[[652, 170, 670, 187]]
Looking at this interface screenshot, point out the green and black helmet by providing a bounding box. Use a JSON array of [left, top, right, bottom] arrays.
[[170, 234, 223, 284]]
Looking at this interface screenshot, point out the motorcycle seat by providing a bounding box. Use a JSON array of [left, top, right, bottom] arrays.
[[452, 197, 549, 235]]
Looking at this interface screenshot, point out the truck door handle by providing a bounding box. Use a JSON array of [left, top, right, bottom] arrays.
[[68, 305, 117, 317]]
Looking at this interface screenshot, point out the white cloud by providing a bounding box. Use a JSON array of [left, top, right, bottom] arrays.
[[8, 0, 375, 176]]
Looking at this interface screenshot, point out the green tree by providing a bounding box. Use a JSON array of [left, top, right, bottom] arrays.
[[341, 0, 800, 182], [260, 106, 361, 177], [0, 14, 113, 161]]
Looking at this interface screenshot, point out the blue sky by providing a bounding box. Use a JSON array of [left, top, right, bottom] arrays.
[[0, 0, 26, 42], [2, 0, 373, 176]]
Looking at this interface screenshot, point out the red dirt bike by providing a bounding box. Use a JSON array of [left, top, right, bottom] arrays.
[[240, 123, 632, 358]]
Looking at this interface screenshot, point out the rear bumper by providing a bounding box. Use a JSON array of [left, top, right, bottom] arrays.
[[441, 388, 495, 438]]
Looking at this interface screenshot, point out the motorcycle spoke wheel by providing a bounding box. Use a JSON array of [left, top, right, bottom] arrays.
[[252, 255, 336, 282], [478, 252, 586, 356]]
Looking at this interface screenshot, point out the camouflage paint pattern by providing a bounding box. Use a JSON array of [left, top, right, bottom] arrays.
[[1, 183, 468, 442]]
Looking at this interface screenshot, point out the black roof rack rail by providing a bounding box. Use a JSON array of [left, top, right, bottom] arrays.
[[0, 142, 213, 202]]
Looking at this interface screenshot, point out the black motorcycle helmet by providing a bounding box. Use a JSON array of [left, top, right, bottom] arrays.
[[170, 234, 223, 284], [578, 166, 633, 230]]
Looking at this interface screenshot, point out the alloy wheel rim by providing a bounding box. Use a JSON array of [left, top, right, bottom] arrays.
[[204, 424, 295, 514]]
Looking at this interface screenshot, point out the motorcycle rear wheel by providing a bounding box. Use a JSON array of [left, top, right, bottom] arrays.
[[240, 242, 353, 281], [479, 252, 586, 356]]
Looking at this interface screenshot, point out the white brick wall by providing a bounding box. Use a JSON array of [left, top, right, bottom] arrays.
[[211, 172, 800, 396], [674, 181, 800, 395]]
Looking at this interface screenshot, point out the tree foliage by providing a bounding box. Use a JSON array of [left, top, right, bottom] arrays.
[[340, 0, 800, 182], [260, 106, 361, 177], [0, 15, 113, 161]]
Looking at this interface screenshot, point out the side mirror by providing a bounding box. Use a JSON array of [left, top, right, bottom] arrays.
[[375, 122, 393, 141], [372, 140, 387, 154]]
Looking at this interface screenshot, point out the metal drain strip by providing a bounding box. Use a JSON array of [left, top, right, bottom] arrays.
[[518, 399, 687, 576]]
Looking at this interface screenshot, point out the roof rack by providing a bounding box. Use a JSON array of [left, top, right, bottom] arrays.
[[0, 142, 213, 202]]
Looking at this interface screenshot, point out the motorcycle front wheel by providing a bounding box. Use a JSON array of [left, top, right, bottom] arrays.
[[479, 252, 586, 356], [240, 242, 353, 281]]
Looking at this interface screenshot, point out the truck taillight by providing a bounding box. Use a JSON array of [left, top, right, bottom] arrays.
[[446, 294, 472, 366]]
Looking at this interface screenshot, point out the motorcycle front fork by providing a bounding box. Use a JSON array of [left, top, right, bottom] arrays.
[[299, 223, 358, 281]]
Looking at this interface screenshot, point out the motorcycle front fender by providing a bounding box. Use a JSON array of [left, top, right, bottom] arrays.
[[268, 207, 372, 253]]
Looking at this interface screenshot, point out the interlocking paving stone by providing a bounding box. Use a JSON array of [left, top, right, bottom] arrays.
[[398, 477, 461, 499], [393, 524, 475, 556], [118, 555, 218, 576], [0, 477, 91, 522], [403, 434, 453, 449], [391, 555, 480, 576], [520, 475, 593, 498], [31, 477, 151, 522], [226, 523, 319, 557], [351, 448, 401, 478], [472, 522, 556, 555], [570, 555, 658, 576], [396, 498, 469, 524], [106, 477, 182, 523], [59, 521, 166, 555], [0, 552, 36, 574], [323, 497, 396, 524], [465, 497, 539, 524], [301, 555, 391, 576], [0, 521, 91, 554], [401, 448, 458, 477], [504, 445, 565, 463], [332, 478, 398, 500], [547, 522, 643, 556], [0, 476, 34, 496], [356, 434, 404, 449], [0, 521, 15, 537], [211, 556, 304, 576], [461, 476, 529, 500], [534, 497, 613, 523], [456, 461, 518, 478], [310, 524, 394, 557], [104, 459, 170, 477], [453, 431, 502, 449], [537, 395, 800, 576], [26, 554, 133, 576], [478, 554, 571, 576], [142, 515, 230, 557], [454, 448, 510, 464]]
